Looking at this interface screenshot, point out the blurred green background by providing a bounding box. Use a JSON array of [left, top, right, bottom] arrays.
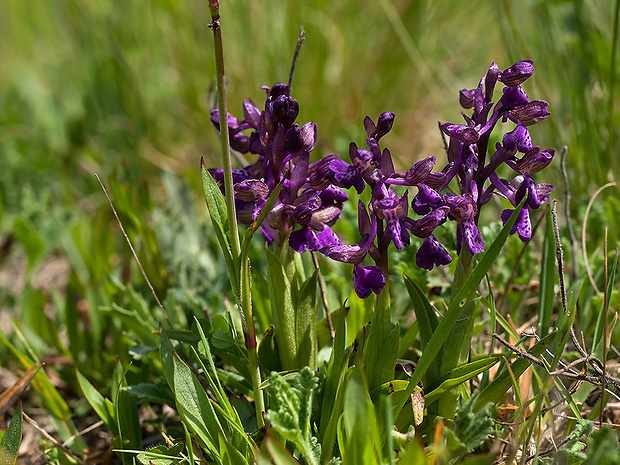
[[0, 0, 618, 385]]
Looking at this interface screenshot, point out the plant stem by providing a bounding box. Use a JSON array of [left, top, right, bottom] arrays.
[[241, 253, 266, 428], [209, 2, 264, 427], [209, 2, 241, 290]]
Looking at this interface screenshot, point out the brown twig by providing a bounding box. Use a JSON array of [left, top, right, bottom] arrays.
[[22, 411, 85, 465], [600, 228, 609, 427], [95, 174, 172, 329]]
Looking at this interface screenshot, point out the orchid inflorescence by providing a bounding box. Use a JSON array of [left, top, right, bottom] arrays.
[[210, 60, 554, 299]]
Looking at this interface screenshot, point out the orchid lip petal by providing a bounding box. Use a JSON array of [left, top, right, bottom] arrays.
[[353, 265, 385, 299], [416, 235, 452, 270]]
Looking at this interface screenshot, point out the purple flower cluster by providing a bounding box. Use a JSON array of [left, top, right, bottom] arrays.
[[435, 60, 554, 251], [210, 61, 554, 299], [210, 83, 345, 247]]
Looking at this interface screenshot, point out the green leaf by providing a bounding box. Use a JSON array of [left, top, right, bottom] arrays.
[[263, 435, 300, 465], [430, 297, 480, 417], [342, 365, 382, 465], [192, 319, 252, 459], [0, 402, 22, 465], [265, 247, 295, 370], [363, 289, 399, 393], [136, 442, 185, 465], [77, 371, 118, 436], [320, 314, 350, 463], [123, 378, 175, 406], [445, 394, 494, 453], [258, 325, 282, 373], [538, 210, 556, 335], [219, 430, 249, 465], [201, 159, 238, 295], [583, 426, 620, 465], [294, 271, 318, 369], [403, 276, 438, 352], [12, 216, 45, 272], [266, 368, 319, 464], [423, 356, 500, 406], [172, 352, 222, 460], [113, 361, 141, 452], [159, 329, 175, 391], [393, 199, 527, 418]]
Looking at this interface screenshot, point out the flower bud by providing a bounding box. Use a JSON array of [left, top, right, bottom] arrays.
[[500, 60, 534, 86], [271, 95, 299, 128]]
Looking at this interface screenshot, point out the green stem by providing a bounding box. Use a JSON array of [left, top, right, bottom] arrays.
[[209, 2, 263, 427], [209, 2, 241, 295], [240, 253, 266, 428]]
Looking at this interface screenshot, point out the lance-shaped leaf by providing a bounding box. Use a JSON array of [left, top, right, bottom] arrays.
[[201, 158, 238, 295], [0, 402, 22, 465]]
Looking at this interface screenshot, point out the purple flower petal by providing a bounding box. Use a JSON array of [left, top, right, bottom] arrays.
[[416, 235, 452, 271], [501, 208, 532, 241], [459, 88, 475, 109], [461, 217, 485, 254], [500, 86, 530, 110], [440, 123, 479, 144], [500, 60, 534, 87], [289, 225, 342, 253], [515, 147, 555, 174], [402, 156, 436, 185], [502, 123, 532, 153], [353, 265, 385, 299], [510, 100, 550, 126]]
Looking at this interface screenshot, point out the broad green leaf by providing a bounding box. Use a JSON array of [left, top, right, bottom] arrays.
[[342, 365, 382, 465], [403, 276, 438, 352], [265, 247, 295, 370], [294, 270, 318, 369], [172, 353, 222, 460], [424, 357, 500, 405], [320, 312, 349, 462], [77, 371, 118, 436], [363, 289, 399, 393], [394, 199, 527, 418], [0, 402, 22, 465], [193, 320, 252, 458], [444, 394, 494, 454], [431, 298, 480, 417]]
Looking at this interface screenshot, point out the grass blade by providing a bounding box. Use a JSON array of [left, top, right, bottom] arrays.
[[0, 402, 22, 465]]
